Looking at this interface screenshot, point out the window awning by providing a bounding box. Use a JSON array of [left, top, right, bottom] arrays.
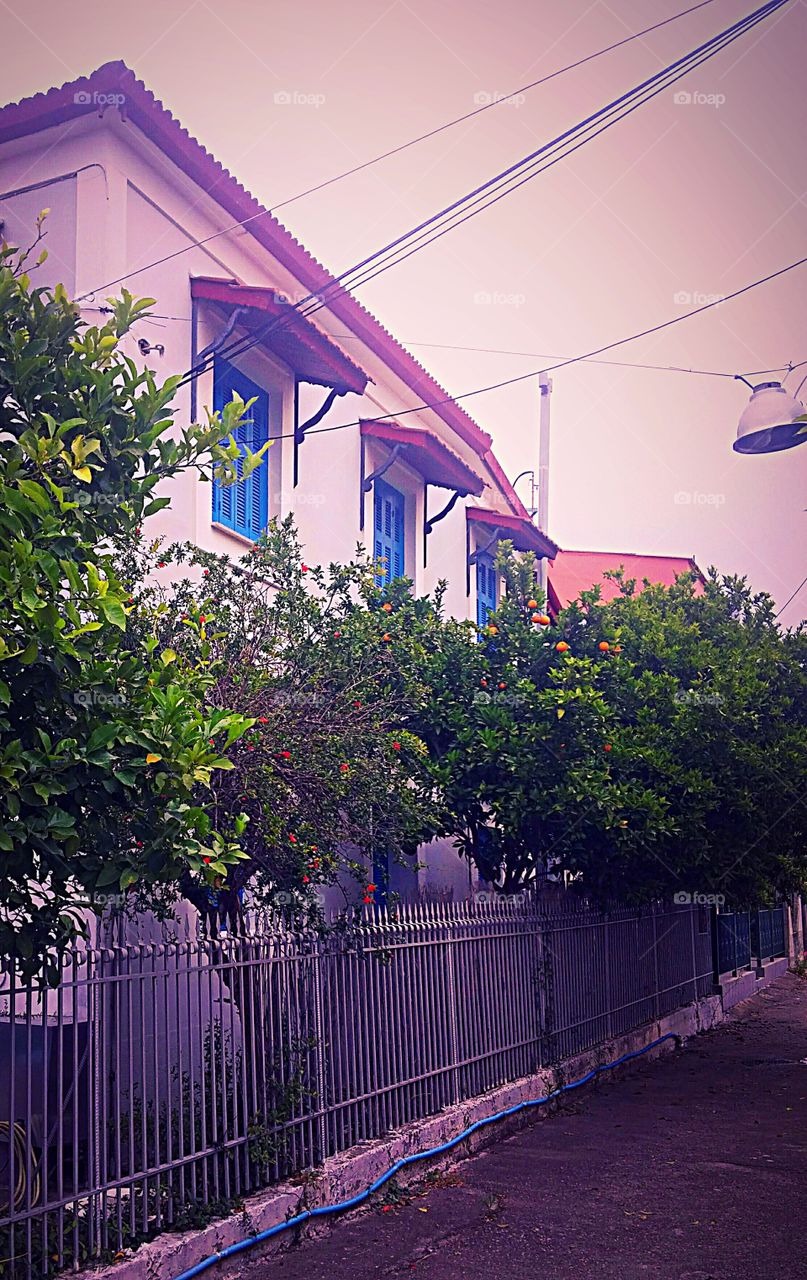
[[360, 420, 484, 496], [191, 276, 369, 395], [467, 507, 558, 558]]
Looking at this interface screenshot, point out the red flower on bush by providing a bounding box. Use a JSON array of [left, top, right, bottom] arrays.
[[340, 763, 350, 773], [392, 741, 401, 751]]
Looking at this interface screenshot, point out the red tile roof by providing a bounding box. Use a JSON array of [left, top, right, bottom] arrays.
[[0, 62, 530, 518], [548, 550, 704, 613]]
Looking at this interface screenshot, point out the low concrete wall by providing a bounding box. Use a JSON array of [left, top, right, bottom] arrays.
[[717, 955, 790, 1011], [82, 967, 787, 1280]]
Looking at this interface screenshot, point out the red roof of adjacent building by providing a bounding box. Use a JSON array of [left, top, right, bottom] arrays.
[[548, 550, 704, 613], [0, 62, 533, 520]]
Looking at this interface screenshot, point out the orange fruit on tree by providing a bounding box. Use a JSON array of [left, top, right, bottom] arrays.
[[527, 598, 539, 609], [531, 613, 542, 624], [382, 602, 392, 612], [598, 641, 610, 651], [487, 624, 498, 636], [555, 641, 569, 653], [537, 614, 551, 625]]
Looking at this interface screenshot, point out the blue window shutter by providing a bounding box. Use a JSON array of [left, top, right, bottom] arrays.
[[373, 479, 405, 587], [476, 553, 497, 628], [212, 358, 269, 540]]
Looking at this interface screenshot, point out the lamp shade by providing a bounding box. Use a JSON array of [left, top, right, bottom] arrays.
[[733, 381, 807, 454]]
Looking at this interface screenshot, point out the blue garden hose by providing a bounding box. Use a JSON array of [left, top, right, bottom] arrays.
[[174, 1031, 680, 1280]]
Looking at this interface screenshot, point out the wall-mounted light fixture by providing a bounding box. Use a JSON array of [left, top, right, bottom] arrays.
[[137, 337, 165, 358]]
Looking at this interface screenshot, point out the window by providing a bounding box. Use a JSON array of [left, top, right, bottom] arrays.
[[476, 552, 498, 628], [373, 479, 405, 587], [212, 359, 269, 540]]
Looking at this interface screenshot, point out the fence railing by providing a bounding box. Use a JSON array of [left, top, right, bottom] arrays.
[[0, 897, 723, 1278], [715, 906, 787, 976]]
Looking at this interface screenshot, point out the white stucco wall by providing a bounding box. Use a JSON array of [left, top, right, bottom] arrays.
[[0, 106, 523, 900]]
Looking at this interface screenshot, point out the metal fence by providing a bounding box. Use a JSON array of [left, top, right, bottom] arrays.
[[0, 898, 714, 1277], [715, 906, 787, 976]]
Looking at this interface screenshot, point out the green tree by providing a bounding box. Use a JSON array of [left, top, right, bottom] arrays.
[[413, 545, 670, 894], [560, 567, 807, 903], [0, 235, 265, 977], [118, 518, 444, 920]]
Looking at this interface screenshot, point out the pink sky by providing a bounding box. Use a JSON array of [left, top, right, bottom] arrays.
[[3, 0, 806, 622]]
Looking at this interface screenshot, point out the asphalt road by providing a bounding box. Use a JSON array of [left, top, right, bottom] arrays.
[[239, 974, 807, 1280]]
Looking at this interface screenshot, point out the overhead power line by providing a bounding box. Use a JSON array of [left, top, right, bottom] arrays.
[[184, 0, 790, 389], [250, 254, 807, 442], [337, 341, 805, 382], [80, 0, 721, 301], [775, 573, 807, 619]]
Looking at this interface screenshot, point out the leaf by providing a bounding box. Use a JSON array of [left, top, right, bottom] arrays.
[[72, 466, 92, 483], [96, 864, 123, 887], [17, 479, 51, 511], [145, 753, 162, 764], [98, 596, 127, 630], [143, 497, 171, 517], [160, 649, 177, 666]]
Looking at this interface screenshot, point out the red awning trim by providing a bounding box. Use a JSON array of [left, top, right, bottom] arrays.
[[191, 277, 369, 395], [361, 420, 484, 496], [466, 507, 558, 558]]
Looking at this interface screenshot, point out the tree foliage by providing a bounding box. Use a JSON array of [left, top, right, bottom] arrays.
[[118, 518, 444, 920], [0, 236, 264, 976], [414, 547, 806, 905]]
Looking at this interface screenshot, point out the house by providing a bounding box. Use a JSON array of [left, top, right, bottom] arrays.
[[547, 550, 704, 615], [0, 61, 557, 902]]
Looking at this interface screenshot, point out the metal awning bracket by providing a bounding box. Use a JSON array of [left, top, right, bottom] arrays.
[[469, 527, 504, 566], [362, 442, 407, 492]]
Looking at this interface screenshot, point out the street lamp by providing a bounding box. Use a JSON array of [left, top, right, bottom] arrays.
[[733, 377, 807, 454]]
